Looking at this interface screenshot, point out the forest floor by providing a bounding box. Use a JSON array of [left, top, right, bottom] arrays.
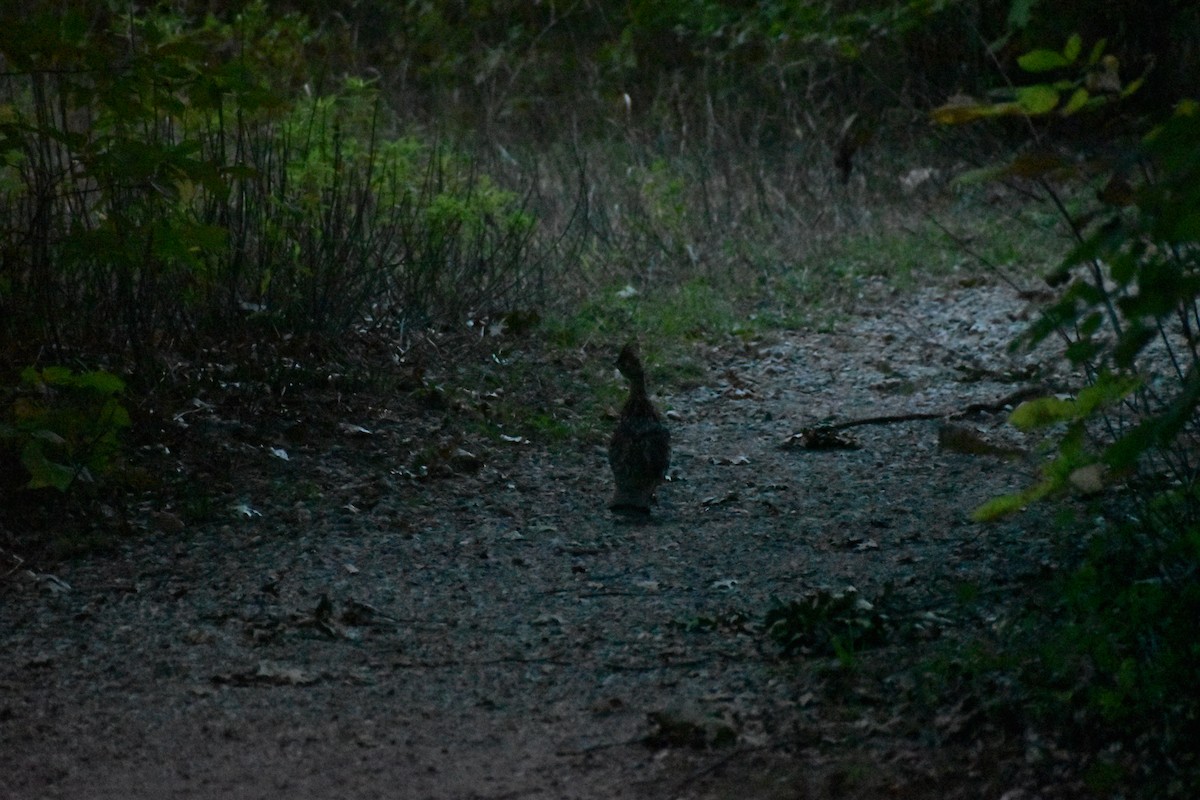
[[2, 278, 1104, 799]]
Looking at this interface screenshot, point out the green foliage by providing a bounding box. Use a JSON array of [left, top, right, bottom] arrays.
[[938, 22, 1200, 791], [971, 372, 1143, 520], [933, 35, 1146, 125], [1008, 517, 1200, 795], [544, 278, 742, 351], [764, 587, 891, 662], [0, 3, 542, 375], [1, 367, 129, 492], [937, 34, 1200, 523]]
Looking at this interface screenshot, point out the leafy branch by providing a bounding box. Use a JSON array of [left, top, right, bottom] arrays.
[[933, 35, 1200, 527]]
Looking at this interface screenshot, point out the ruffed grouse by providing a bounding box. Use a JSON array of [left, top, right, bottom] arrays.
[[608, 342, 671, 513]]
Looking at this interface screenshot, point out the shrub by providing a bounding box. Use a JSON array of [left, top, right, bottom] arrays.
[[937, 31, 1200, 793], [0, 367, 129, 492], [0, 3, 543, 378], [936, 38, 1200, 528]]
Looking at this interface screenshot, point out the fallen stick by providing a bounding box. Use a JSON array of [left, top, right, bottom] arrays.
[[782, 385, 1048, 450]]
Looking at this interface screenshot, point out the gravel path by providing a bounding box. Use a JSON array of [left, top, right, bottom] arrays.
[[2, 282, 1075, 799]]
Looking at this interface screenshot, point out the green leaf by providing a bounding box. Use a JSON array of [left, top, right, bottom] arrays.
[[39, 366, 74, 386], [1065, 338, 1102, 364], [1011, 396, 1075, 429], [1086, 38, 1108, 66], [1017, 84, 1060, 114], [1006, 0, 1038, 29], [932, 99, 1024, 125], [1061, 87, 1090, 115], [1099, 370, 1197, 470], [1009, 378, 1137, 432], [75, 370, 126, 396], [972, 480, 1054, 521], [1075, 373, 1139, 415], [1019, 48, 1069, 73], [1113, 325, 1155, 369], [1121, 76, 1145, 99], [20, 440, 75, 491], [971, 492, 1027, 521], [101, 399, 132, 430], [1024, 294, 1082, 347], [1062, 33, 1082, 64], [1078, 311, 1103, 336]]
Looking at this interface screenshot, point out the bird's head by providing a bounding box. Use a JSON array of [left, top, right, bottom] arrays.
[[616, 341, 644, 380]]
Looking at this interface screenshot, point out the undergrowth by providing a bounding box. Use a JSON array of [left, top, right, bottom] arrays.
[[929, 34, 1200, 797], [922, 509, 1200, 797]]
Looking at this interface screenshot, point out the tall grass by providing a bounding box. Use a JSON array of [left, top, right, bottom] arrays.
[[477, 109, 1058, 345]]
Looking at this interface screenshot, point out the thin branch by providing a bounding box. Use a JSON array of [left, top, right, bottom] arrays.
[[789, 385, 1049, 437]]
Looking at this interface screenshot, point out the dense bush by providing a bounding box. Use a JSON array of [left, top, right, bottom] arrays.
[[0, 2, 542, 378], [0, 2, 551, 497]]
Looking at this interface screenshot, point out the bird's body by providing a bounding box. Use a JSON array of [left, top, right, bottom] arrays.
[[608, 343, 670, 513]]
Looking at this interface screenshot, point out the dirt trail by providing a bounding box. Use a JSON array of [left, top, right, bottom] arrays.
[[1, 282, 1072, 799]]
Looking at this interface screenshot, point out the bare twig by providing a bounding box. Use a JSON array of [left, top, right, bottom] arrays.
[[784, 385, 1049, 443]]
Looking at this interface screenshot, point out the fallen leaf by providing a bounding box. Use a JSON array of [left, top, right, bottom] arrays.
[[233, 502, 261, 518], [338, 422, 373, 437], [938, 423, 1024, 457], [449, 447, 483, 473]]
